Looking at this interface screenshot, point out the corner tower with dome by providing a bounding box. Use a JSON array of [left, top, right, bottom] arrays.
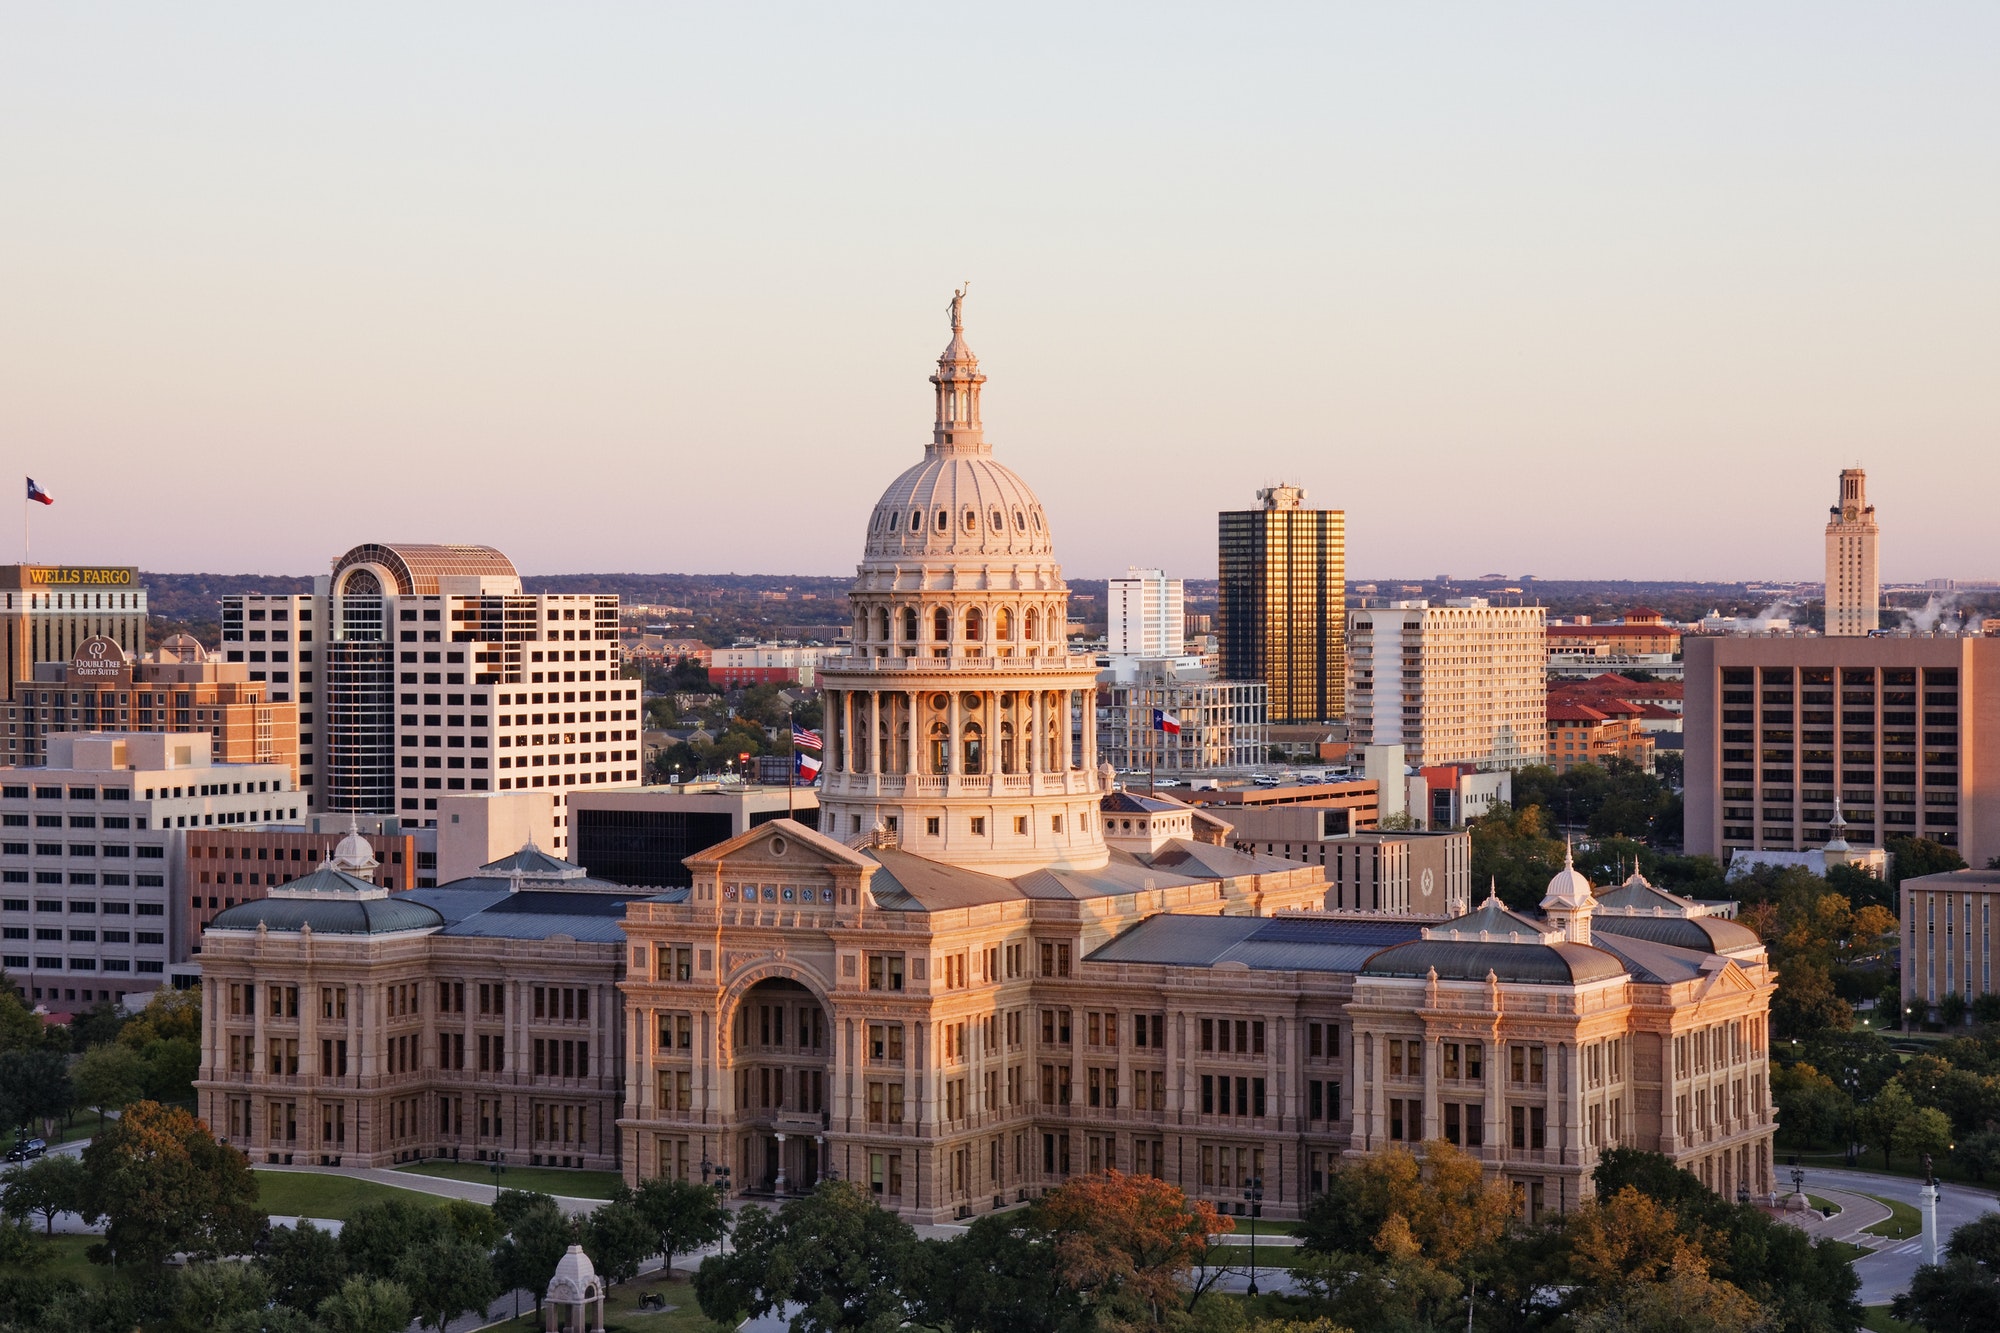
[[817, 298, 1108, 876]]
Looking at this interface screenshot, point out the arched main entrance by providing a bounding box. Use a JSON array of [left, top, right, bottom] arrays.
[[727, 977, 832, 1195]]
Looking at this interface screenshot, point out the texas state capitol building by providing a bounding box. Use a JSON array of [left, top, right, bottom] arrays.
[[197, 303, 1777, 1221]]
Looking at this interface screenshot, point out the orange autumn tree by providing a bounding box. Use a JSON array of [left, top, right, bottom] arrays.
[[79, 1099, 264, 1267], [1036, 1169, 1229, 1324]]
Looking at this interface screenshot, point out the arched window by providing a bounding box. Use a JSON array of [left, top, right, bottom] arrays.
[[927, 721, 949, 775], [991, 508, 1003, 530], [888, 511, 899, 532], [935, 510, 948, 532], [963, 721, 985, 776], [995, 607, 1013, 640], [1000, 720, 1016, 774], [1025, 608, 1040, 641], [963, 509, 977, 532], [933, 607, 950, 641], [1014, 510, 1026, 531], [911, 509, 922, 532], [900, 607, 918, 642], [874, 608, 889, 641], [965, 608, 983, 642]]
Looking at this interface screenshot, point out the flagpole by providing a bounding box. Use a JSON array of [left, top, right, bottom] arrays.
[[787, 705, 795, 817]]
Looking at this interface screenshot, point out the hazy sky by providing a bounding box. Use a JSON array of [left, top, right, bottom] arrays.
[[5, 5, 1996, 583]]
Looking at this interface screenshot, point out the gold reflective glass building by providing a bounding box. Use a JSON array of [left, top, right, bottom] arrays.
[[1217, 485, 1345, 724]]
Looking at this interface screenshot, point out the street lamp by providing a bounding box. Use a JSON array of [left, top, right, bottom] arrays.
[[489, 1152, 507, 1203], [1241, 1176, 1264, 1297]]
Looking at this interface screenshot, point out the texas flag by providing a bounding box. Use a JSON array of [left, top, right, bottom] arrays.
[[1152, 708, 1181, 735], [25, 478, 52, 506], [795, 750, 822, 782]]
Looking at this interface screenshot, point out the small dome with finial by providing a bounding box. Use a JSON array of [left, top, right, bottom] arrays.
[[332, 817, 379, 874], [1541, 840, 1594, 910]]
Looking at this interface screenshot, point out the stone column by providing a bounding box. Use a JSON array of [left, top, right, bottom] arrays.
[[906, 691, 919, 774], [1029, 691, 1043, 775], [1423, 1034, 1440, 1142], [870, 692, 882, 776], [948, 693, 962, 778]]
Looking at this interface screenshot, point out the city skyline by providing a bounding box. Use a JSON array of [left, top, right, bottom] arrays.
[[6, 7, 1997, 581]]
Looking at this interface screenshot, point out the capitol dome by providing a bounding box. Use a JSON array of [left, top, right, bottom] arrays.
[[860, 285, 1055, 563], [865, 455, 1053, 560]]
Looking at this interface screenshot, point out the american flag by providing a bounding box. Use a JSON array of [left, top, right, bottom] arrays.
[[791, 725, 823, 751]]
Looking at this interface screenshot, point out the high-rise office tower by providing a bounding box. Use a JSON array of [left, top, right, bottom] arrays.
[[223, 543, 638, 823], [1825, 468, 1880, 637], [1217, 484, 1345, 723], [1106, 567, 1185, 659]]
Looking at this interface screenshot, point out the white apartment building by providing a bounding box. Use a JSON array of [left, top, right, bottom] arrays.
[[2, 732, 296, 1006], [223, 543, 640, 825], [1825, 467, 1880, 637], [1108, 567, 1185, 659], [1347, 599, 1547, 771]]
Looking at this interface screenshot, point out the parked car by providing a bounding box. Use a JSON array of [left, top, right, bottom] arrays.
[[5, 1138, 47, 1162]]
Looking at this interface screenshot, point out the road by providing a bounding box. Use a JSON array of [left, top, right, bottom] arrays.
[[1779, 1165, 2000, 1305]]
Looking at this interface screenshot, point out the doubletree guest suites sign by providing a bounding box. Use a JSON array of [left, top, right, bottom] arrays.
[[71, 636, 131, 680], [25, 566, 136, 586]]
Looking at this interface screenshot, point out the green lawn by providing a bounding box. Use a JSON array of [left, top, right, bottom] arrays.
[[1862, 1193, 1924, 1240], [52, 1109, 112, 1145], [397, 1161, 623, 1199], [1203, 1245, 1306, 1271], [1861, 1306, 1923, 1333], [253, 1168, 491, 1222], [1819, 1239, 1871, 1266], [1209, 1219, 1293, 1237], [478, 1268, 736, 1333], [0, 1232, 97, 1284], [1806, 1194, 1841, 1215]]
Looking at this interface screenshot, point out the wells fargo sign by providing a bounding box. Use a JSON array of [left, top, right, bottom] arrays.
[[26, 567, 136, 586]]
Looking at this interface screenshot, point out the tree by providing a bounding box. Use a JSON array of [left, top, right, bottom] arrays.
[[1861, 1082, 1918, 1167], [396, 1231, 500, 1332], [120, 985, 203, 1104], [79, 1099, 264, 1267], [1973, 992, 2000, 1025], [631, 1175, 730, 1277], [492, 1190, 574, 1311], [1901, 1105, 1954, 1165], [1770, 958, 1852, 1041], [1888, 836, 1967, 887], [1570, 1267, 1767, 1333], [2, 1153, 92, 1236], [1951, 1129, 2000, 1182], [908, 1209, 1084, 1333], [1035, 1169, 1228, 1322], [0, 976, 46, 1053], [1565, 1187, 1709, 1288], [1592, 1148, 1862, 1333], [257, 1219, 349, 1314], [316, 1276, 415, 1333], [71, 1041, 146, 1120], [1771, 1062, 1850, 1149], [694, 1180, 920, 1333], [583, 1190, 654, 1285], [165, 1262, 272, 1333], [340, 1195, 493, 1280], [1892, 1215, 2000, 1332], [68, 1000, 127, 1051], [0, 1048, 72, 1138]]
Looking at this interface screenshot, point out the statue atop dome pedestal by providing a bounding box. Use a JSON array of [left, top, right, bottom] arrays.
[[948, 282, 969, 331]]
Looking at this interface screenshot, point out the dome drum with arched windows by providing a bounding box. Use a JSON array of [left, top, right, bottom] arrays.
[[816, 296, 1107, 876]]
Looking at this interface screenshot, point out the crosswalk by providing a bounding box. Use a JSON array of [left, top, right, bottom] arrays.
[[1894, 1242, 1923, 1256]]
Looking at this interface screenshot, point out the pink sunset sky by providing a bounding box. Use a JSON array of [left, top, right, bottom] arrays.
[[4, 5, 1996, 582]]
